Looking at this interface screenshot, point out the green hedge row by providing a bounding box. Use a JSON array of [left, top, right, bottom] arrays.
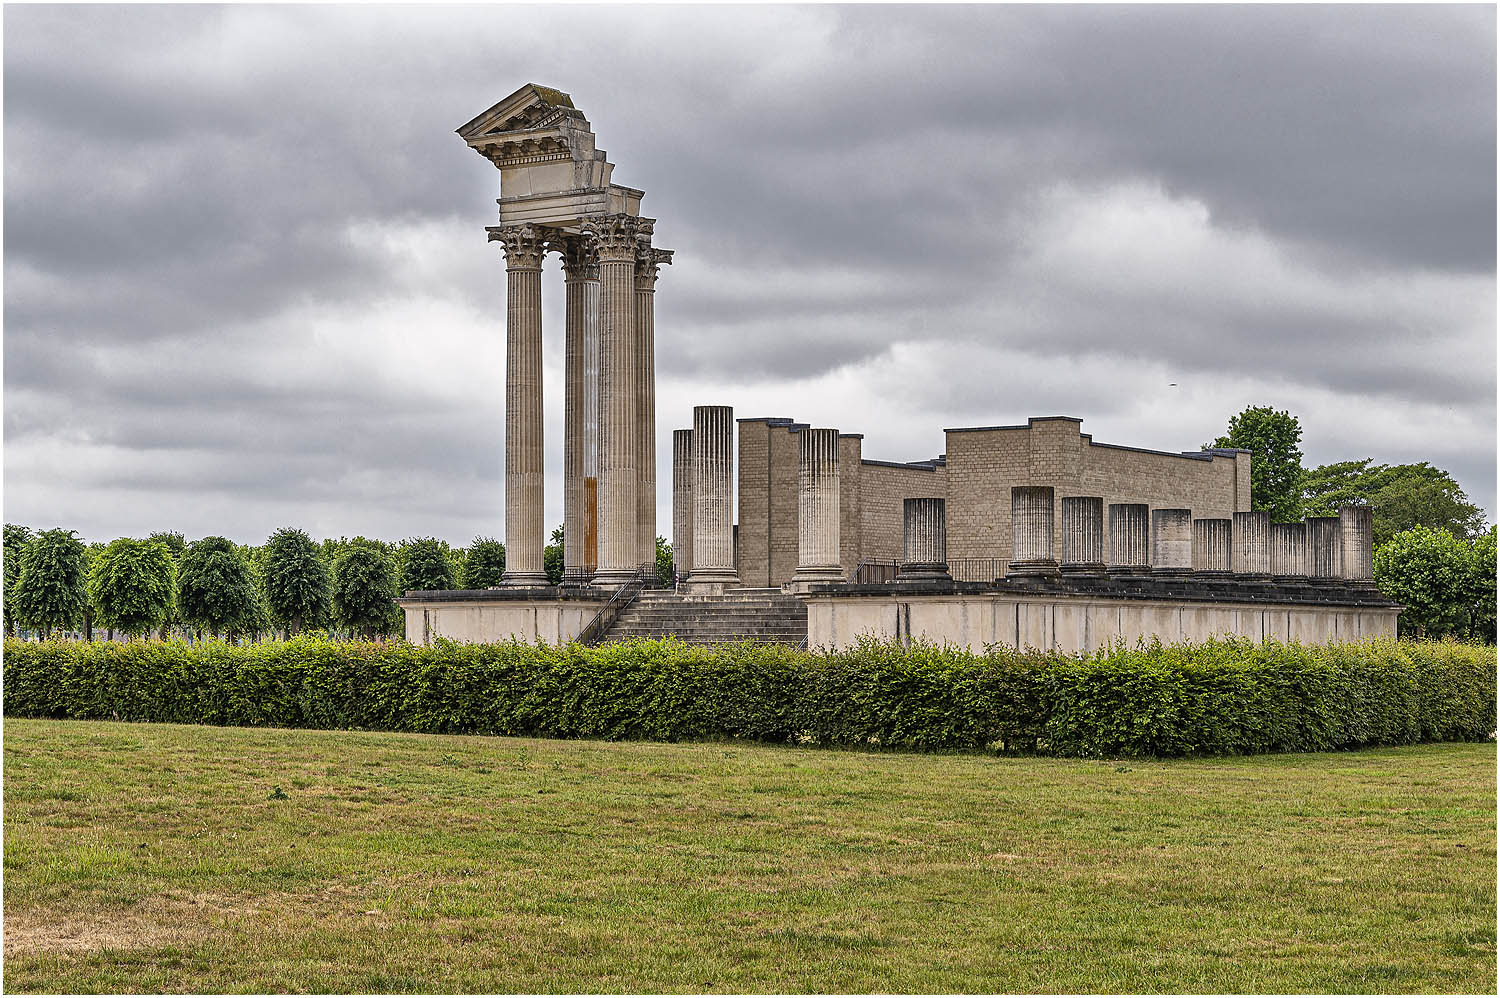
[[3, 637, 1494, 757]]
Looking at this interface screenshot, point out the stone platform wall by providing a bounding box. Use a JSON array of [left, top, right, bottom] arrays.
[[398, 590, 607, 645]]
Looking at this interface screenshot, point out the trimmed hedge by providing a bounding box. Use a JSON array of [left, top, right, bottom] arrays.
[[3, 636, 1494, 757]]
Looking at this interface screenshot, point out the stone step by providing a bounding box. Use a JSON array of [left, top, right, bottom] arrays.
[[602, 591, 809, 646]]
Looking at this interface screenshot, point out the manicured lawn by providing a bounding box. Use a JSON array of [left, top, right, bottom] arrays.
[[3, 719, 1494, 994]]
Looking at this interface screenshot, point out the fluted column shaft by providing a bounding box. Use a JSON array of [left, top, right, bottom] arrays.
[[899, 498, 950, 581], [1270, 522, 1308, 579], [793, 428, 843, 586], [1061, 496, 1105, 574], [1339, 505, 1374, 584], [584, 214, 646, 585], [1232, 511, 1271, 577], [671, 429, 694, 578], [1192, 518, 1232, 575], [1151, 508, 1193, 575], [491, 224, 549, 586], [1009, 486, 1058, 576], [1306, 516, 1343, 581], [562, 238, 600, 581], [686, 405, 740, 591], [634, 243, 673, 568], [1107, 503, 1150, 574]]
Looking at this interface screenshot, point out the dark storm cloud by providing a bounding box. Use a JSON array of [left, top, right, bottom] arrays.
[[4, 4, 1494, 543]]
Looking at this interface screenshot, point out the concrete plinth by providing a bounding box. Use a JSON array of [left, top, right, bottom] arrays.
[[1306, 516, 1343, 583], [791, 428, 844, 591], [671, 428, 694, 581], [685, 405, 740, 593], [1009, 486, 1059, 577], [1232, 511, 1271, 579], [1151, 508, 1193, 576], [1270, 522, 1308, 580], [1192, 518, 1232, 576], [898, 497, 950, 582], [1107, 503, 1150, 575], [1339, 505, 1375, 586], [1061, 496, 1106, 575]]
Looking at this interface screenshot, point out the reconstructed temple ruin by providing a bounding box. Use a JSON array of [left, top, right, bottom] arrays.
[[397, 85, 1398, 650]]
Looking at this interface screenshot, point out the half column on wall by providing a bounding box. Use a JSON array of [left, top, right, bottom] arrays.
[[1107, 503, 1150, 575], [791, 428, 844, 591], [1270, 522, 1308, 580], [1060, 496, 1106, 575], [685, 405, 740, 593], [898, 498, 950, 581], [1306, 516, 1343, 582], [1151, 508, 1193, 576], [1192, 518, 1232, 576], [1339, 505, 1375, 586], [671, 428, 694, 581], [1008, 486, 1059, 577], [1232, 511, 1271, 579]]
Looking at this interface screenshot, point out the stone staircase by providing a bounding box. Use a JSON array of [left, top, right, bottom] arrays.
[[602, 589, 809, 645]]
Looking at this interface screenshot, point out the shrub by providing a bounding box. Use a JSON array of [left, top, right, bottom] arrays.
[[4, 636, 1492, 757]]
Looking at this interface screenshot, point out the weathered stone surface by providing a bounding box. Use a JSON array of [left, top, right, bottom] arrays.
[[561, 236, 599, 581], [792, 428, 844, 590], [1339, 505, 1375, 584], [1270, 522, 1308, 579], [1151, 508, 1193, 575], [1107, 502, 1151, 575], [1306, 516, 1343, 582], [1009, 486, 1059, 576], [686, 405, 740, 593], [1192, 518, 1232, 575], [671, 428, 694, 579], [634, 243, 672, 567], [1061, 496, 1105, 574], [898, 497, 950, 581], [1232, 511, 1271, 578]]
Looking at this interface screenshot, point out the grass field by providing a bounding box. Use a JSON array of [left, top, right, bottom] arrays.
[[4, 720, 1495, 994]]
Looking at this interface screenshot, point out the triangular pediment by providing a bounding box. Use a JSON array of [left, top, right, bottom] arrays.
[[456, 83, 578, 141]]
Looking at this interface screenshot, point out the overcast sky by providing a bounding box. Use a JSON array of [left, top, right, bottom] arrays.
[[5, 4, 1495, 548]]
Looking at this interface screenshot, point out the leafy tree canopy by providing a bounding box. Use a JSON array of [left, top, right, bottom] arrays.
[[333, 540, 398, 639], [4, 523, 35, 634], [544, 525, 565, 585], [262, 527, 331, 633], [656, 536, 673, 586], [1374, 525, 1492, 640], [11, 528, 89, 636], [1302, 459, 1486, 546], [400, 537, 457, 593], [1211, 406, 1304, 522], [89, 538, 175, 638], [465, 537, 506, 589], [178, 536, 262, 637]]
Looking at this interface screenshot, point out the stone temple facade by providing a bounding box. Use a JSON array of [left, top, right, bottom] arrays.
[[397, 85, 1398, 649]]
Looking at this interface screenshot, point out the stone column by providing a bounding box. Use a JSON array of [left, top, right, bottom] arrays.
[[898, 498, 950, 581], [1008, 486, 1059, 577], [561, 236, 600, 583], [1150, 508, 1193, 575], [634, 242, 674, 569], [1339, 505, 1375, 585], [792, 428, 844, 590], [1192, 518, 1232, 575], [582, 214, 645, 586], [1270, 522, 1308, 580], [1232, 511, 1271, 579], [671, 428, 694, 580], [1306, 516, 1343, 582], [1107, 503, 1150, 575], [488, 223, 550, 587], [686, 405, 740, 592], [1060, 496, 1105, 574]]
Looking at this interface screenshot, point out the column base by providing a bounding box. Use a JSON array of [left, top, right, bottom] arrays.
[[788, 566, 847, 594], [1234, 573, 1274, 583], [682, 569, 740, 595], [895, 562, 952, 583], [501, 572, 552, 588], [1061, 562, 1108, 576], [590, 568, 639, 588], [1150, 568, 1193, 578], [1007, 559, 1061, 580], [1107, 565, 1150, 577]]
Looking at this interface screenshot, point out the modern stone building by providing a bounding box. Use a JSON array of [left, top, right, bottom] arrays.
[[397, 84, 1398, 650]]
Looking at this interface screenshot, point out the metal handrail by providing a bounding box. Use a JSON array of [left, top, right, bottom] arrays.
[[575, 565, 651, 645]]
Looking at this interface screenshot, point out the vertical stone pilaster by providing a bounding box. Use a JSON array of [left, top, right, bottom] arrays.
[[561, 236, 599, 583], [488, 223, 550, 587], [686, 405, 740, 592], [792, 428, 844, 590], [1270, 522, 1308, 580], [634, 242, 673, 569], [1009, 486, 1059, 577], [1192, 518, 1232, 575], [1232, 511, 1271, 578], [1150, 508, 1193, 575], [899, 498, 950, 581], [583, 213, 646, 586], [1306, 516, 1343, 582], [1107, 503, 1150, 575], [671, 429, 694, 579], [1060, 496, 1105, 574], [1339, 505, 1375, 585]]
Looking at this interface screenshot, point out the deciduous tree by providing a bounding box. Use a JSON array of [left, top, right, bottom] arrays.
[[4, 523, 34, 637], [262, 527, 331, 634], [1211, 406, 1304, 522], [1302, 459, 1485, 545], [333, 540, 398, 640], [465, 537, 506, 588], [89, 538, 175, 639], [178, 536, 262, 640], [400, 537, 456, 593], [11, 528, 89, 638]]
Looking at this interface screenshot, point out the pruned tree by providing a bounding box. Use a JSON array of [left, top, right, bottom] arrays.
[[465, 536, 506, 589], [4, 523, 34, 637], [11, 528, 89, 639], [178, 536, 263, 641], [400, 537, 457, 593], [333, 540, 398, 640], [262, 527, 331, 635], [89, 537, 176, 639]]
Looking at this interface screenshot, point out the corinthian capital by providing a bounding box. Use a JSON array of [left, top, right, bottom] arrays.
[[582, 213, 653, 262], [559, 234, 600, 282], [634, 246, 675, 289], [486, 224, 550, 269]]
